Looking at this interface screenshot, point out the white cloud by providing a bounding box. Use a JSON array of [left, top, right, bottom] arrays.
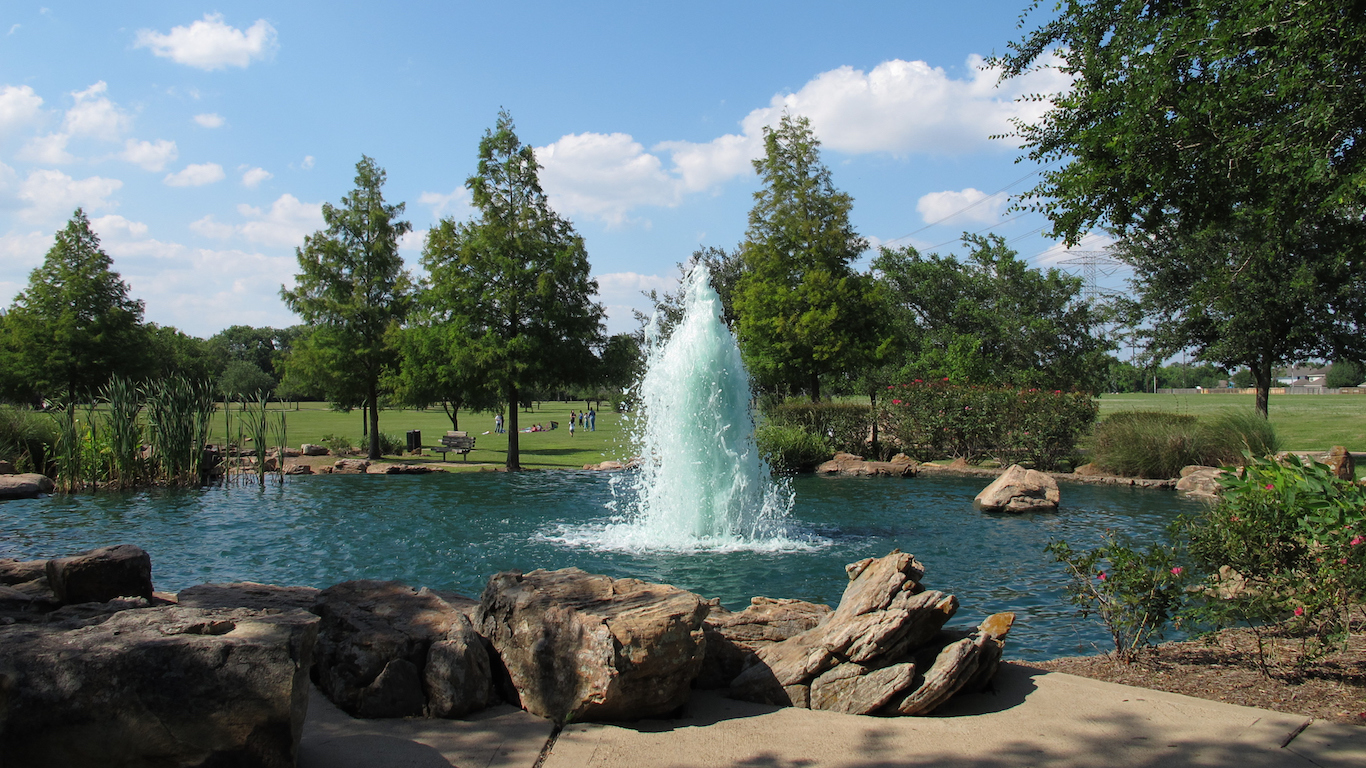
[[134, 14, 278, 71], [194, 112, 225, 128], [0, 85, 44, 133], [120, 138, 178, 171], [17, 169, 122, 222], [189, 214, 237, 240], [63, 81, 131, 141], [300, 155, 315, 170], [240, 166, 272, 188], [17, 133, 73, 164], [537, 133, 681, 226], [1035, 232, 1118, 265], [916, 187, 1008, 226], [89, 213, 149, 240], [593, 271, 679, 336], [0, 229, 53, 274], [163, 162, 225, 187], [417, 187, 471, 220], [236, 194, 324, 247], [533, 54, 1070, 225]]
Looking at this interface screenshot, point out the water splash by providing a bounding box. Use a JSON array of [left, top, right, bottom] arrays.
[[565, 265, 807, 552]]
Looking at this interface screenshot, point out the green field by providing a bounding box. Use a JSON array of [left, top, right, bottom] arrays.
[[210, 402, 630, 469], [1096, 393, 1366, 451]]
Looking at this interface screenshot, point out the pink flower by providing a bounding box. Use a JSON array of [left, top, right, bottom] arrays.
[[943, 377, 950, 381], [1097, 572, 1107, 581], [1341, 558, 1349, 565], [1054, 390, 1061, 394], [1351, 536, 1364, 546], [1170, 567, 1183, 575], [1294, 606, 1304, 617], [891, 399, 902, 405], [888, 385, 894, 390], [1265, 484, 1275, 490], [914, 379, 922, 383]]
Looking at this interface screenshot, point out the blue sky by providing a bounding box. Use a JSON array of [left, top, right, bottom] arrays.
[[0, 2, 1116, 338]]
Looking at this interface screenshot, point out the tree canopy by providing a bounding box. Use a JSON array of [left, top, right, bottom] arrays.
[[281, 156, 413, 459], [995, 0, 1366, 415], [2, 209, 146, 404], [421, 111, 604, 469], [733, 114, 885, 401], [873, 234, 1111, 391]]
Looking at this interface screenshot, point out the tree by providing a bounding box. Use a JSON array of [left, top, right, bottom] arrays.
[[1326, 360, 1363, 389], [995, 0, 1366, 416], [142, 324, 215, 382], [2, 209, 146, 404], [421, 111, 604, 470], [634, 246, 744, 343], [218, 360, 276, 404], [281, 156, 413, 459], [385, 320, 498, 430], [873, 234, 1111, 391], [732, 114, 884, 401]]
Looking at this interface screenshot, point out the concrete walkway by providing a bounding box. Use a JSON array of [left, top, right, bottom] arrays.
[[298, 663, 1365, 767]]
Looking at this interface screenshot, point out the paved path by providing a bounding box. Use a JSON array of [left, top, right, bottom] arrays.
[[298, 663, 1364, 767]]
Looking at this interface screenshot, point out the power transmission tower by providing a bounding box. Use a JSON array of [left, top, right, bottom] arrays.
[[1057, 250, 1124, 304]]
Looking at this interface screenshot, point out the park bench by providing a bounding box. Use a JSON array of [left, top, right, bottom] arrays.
[[432, 431, 476, 461]]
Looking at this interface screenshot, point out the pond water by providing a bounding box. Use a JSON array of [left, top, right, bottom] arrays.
[[0, 471, 1200, 661]]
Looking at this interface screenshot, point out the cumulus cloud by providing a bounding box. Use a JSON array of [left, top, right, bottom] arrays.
[[240, 166, 272, 188], [120, 139, 178, 171], [188, 215, 235, 240], [17, 169, 122, 222], [916, 187, 1008, 226], [537, 133, 681, 226], [62, 81, 131, 141], [593, 271, 678, 334], [299, 155, 315, 170], [194, 112, 225, 128], [163, 162, 225, 187], [89, 213, 149, 240], [0, 229, 53, 276], [0, 85, 44, 133], [18, 133, 74, 164], [236, 194, 324, 247], [135, 14, 278, 71], [1035, 231, 1118, 265], [417, 187, 471, 220], [534, 54, 1070, 225]]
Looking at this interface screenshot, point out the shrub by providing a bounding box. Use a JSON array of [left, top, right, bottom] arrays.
[[756, 424, 831, 472], [1197, 409, 1280, 465], [319, 433, 355, 455], [766, 401, 872, 456], [1089, 411, 1202, 478], [1046, 535, 1188, 662], [0, 404, 56, 473], [377, 432, 404, 456], [1180, 454, 1366, 668], [883, 380, 1096, 469]]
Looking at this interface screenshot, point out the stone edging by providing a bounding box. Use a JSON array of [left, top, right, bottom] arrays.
[[916, 463, 1177, 489]]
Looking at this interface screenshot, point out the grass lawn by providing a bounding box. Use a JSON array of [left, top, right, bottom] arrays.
[[209, 401, 631, 469], [1096, 392, 1366, 451]]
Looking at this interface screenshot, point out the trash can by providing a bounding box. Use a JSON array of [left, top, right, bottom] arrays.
[[405, 430, 421, 452]]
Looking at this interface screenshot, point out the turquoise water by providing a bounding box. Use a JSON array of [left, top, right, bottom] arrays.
[[0, 472, 1199, 661]]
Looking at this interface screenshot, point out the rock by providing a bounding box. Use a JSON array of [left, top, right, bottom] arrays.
[[730, 551, 960, 711], [885, 636, 981, 715], [45, 544, 153, 604], [697, 597, 832, 689], [382, 464, 443, 474], [595, 460, 625, 471], [333, 459, 370, 474], [477, 567, 708, 723], [0, 472, 55, 500], [311, 580, 490, 719], [316, 465, 334, 474], [889, 453, 916, 467], [1325, 446, 1355, 481], [815, 453, 916, 477], [0, 605, 318, 767], [178, 582, 320, 612], [947, 457, 972, 469], [424, 612, 494, 718], [973, 465, 1060, 512], [0, 459, 15, 474], [810, 661, 916, 715], [301, 444, 330, 456], [0, 557, 47, 585], [283, 463, 313, 475], [1073, 462, 1105, 476], [1176, 466, 1226, 498]]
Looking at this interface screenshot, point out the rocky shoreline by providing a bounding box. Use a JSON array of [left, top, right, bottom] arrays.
[[0, 545, 1014, 766]]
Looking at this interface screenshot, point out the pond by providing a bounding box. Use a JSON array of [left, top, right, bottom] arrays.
[[0, 471, 1200, 661]]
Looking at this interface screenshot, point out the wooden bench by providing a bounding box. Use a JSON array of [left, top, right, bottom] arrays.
[[433, 431, 476, 461]]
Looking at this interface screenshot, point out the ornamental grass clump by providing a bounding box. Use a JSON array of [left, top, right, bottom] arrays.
[[755, 424, 832, 472], [1089, 410, 1202, 478], [766, 401, 872, 457], [0, 404, 56, 474]]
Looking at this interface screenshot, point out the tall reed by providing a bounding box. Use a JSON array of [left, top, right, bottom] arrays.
[[47, 397, 84, 492], [0, 404, 56, 473], [145, 376, 216, 486], [102, 376, 145, 489], [241, 392, 272, 486]]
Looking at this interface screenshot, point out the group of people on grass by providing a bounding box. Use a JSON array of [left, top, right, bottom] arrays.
[[494, 407, 596, 436]]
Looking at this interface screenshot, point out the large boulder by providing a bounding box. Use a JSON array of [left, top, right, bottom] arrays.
[[0, 605, 319, 768], [300, 444, 330, 456], [696, 597, 831, 688], [815, 453, 916, 477], [0, 459, 16, 474], [477, 567, 709, 723], [1324, 446, 1355, 481], [0, 557, 47, 585], [45, 544, 154, 604], [973, 465, 1060, 512], [729, 552, 1011, 717], [332, 459, 370, 474], [0, 472, 55, 500], [310, 580, 491, 719], [1176, 466, 1226, 499], [178, 581, 320, 612]]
